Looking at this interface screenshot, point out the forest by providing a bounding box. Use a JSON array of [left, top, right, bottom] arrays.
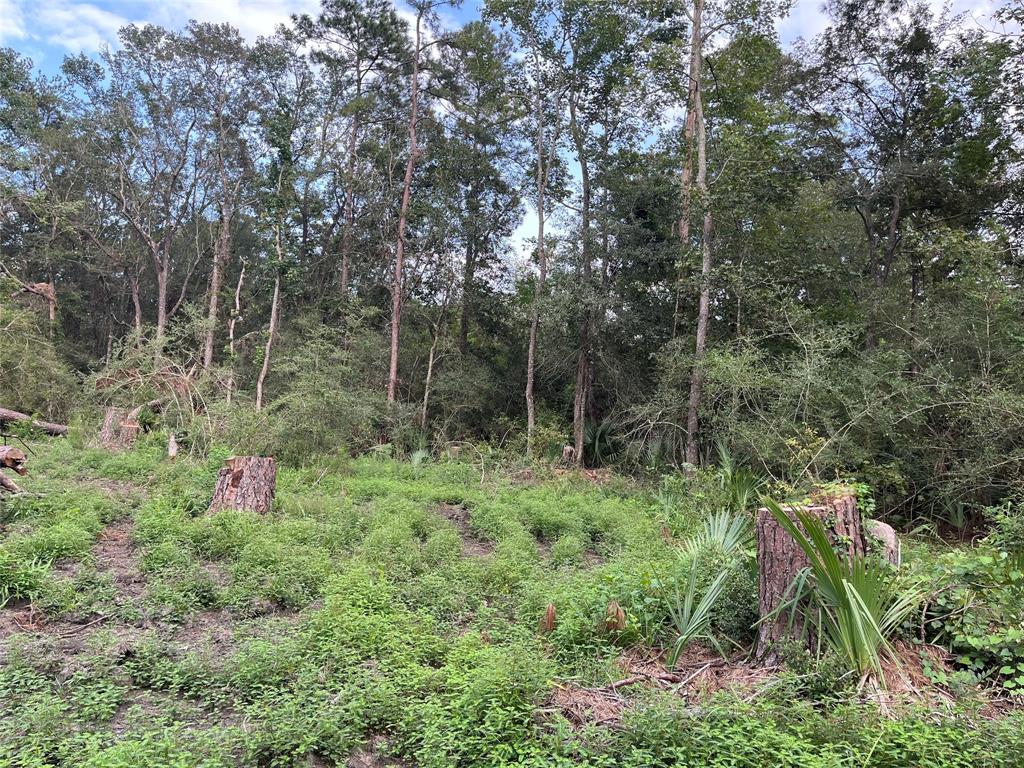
[[1, 0, 1023, 765]]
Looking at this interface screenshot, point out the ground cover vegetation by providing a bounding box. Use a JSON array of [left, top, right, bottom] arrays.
[[2, 0, 1023, 764], [0, 436, 1021, 767]]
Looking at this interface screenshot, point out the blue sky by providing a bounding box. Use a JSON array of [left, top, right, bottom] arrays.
[[1, 0, 1005, 74]]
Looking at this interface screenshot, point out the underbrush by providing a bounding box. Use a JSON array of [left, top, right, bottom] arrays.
[[1, 440, 1022, 766]]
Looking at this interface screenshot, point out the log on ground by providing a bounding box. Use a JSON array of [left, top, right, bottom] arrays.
[[0, 407, 68, 436]]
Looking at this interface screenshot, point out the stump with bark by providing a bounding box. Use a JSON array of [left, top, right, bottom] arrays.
[[96, 400, 163, 451], [755, 491, 865, 661], [0, 445, 28, 494], [208, 456, 276, 515]]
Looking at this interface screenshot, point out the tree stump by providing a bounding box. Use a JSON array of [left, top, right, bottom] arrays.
[[96, 409, 137, 450], [208, 456, 276, 515], [755, 491, 865, 661], [97, 400, 163, 451], [865, 519, 901, 566]]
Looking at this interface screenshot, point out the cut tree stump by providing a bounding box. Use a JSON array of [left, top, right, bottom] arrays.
[[99, 407, 131, 450], [96, 400, 163, 451], [208, 456, 276, 515], [755, 491, 865, 662]]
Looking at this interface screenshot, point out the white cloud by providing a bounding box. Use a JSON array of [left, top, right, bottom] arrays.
[[0, 0, 322, 56], [145, 0, 320, 41], [0, 0, 27, 44], [779, 0, 830, 46], [35, 1, 132, 52]]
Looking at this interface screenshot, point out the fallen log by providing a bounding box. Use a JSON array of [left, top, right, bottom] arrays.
[[0, 446, 28, 475], [209, 456, 276, 515], [0, 472, 21, 494], [0, 445, 27, 494], [0, 407, 68, 437]]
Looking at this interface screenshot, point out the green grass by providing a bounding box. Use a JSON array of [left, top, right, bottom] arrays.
[[0, 439, 1020, 767]]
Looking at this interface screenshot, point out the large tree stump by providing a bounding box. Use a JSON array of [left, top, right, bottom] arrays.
[[755, 491, 865, 661], [208, 456, 276, 515], [98, 407, 131, 450], [97, 400, 163, 451]]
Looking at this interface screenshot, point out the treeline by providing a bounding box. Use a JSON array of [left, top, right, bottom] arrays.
[[1, 0, 1022, 521]]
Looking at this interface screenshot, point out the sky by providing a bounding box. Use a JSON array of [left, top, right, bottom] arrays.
[[1, 0, 1007, 70], [0, 0, 1009, 259]]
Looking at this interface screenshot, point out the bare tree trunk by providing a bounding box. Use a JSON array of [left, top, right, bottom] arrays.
[[569, 92, 592, 467], [203, 202, 233, 370], [226, 261, 246, 405], [420, 302, 448, 427], [154, 252, 169, 363], [208, 456, 276, 514], [129, 271, 143, 338], [459, 237, 474, 355], [340, 106, 360, 301], [387, 11, 424, 405], [525, 48, 555, 456], [684, 0, 712, 467], [256, 231, 283, 412], [672, 0, 703, 339]]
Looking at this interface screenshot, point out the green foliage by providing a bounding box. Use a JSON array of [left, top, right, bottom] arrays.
[[665, 565, 729, 666], [921, 547, 1024, 694], [763, 499, 926, 684], [1, 441, 1021, 767], [0, 301, 76, 420]]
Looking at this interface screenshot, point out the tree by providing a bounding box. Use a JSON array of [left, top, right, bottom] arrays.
[[183, 22, 258, 371], [294, 0, 408, 301], [65, 26, 211, 359]]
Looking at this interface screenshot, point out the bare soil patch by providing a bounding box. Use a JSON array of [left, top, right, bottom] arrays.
[[92, 516, 146, 603], [438, 503, 493, 556], [346, 735, 407, 767]]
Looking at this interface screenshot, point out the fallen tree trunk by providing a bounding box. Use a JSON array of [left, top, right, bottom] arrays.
[[0, 407, 68, 436], [0, 472, 21, 494], [0, 446, 28, 475], [0, 445, 28, 494], [755, 491, 865, 662], [208, 456, 276, 515]]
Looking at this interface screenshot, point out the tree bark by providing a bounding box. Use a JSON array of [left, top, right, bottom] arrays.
[[683, 3, 712, 467], [569, 82, 593, 467], [202, 200, 234, 370], [0, 446, 28, 475], [340, 96, 360, 302], [208, 456, 276, 514], [755, 492, 865, 661], [525, 46, 552, 457], [387, 10, 424, 404], [0, 472, 21, 494], [226, 261, 246, 405], [97, 399, 163, 451], [0, 407, 68, 436], [256, 230, 283, 412], [672, 0, 703, 339], [99, 407, 130, 450]]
